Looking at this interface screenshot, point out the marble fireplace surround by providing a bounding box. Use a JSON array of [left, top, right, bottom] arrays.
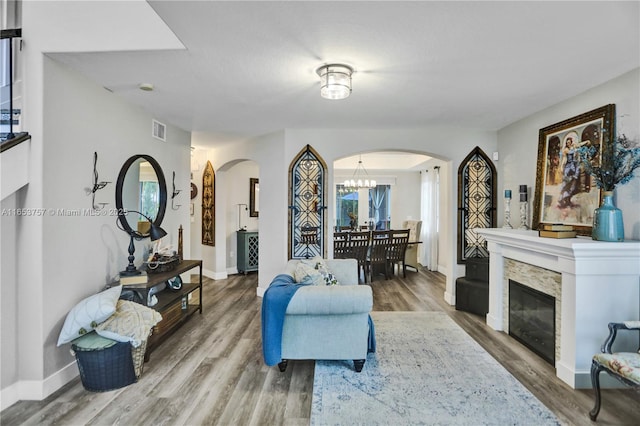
[[476, 229, 640, 389]]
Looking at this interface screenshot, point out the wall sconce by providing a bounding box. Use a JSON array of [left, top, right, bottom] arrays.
[[171, 171, 182, 210], [86, 151, 110, 210]]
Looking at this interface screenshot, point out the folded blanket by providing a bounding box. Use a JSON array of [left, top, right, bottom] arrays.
[[94, 300, 162, 347], [261, 274, 310, 366], [368, 315, 376, 353]]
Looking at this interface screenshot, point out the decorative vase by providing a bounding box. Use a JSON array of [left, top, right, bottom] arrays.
[[592, 191, 624, 242]]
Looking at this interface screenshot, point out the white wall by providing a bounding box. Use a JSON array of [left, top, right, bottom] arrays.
[[0, 55, 190, 407], [40, 57, 191, 379], [194, 127, 497, 302], [498, 68, 640, 239]]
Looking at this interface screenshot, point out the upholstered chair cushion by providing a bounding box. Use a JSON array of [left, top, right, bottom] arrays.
[[593, 352, 640, 383]]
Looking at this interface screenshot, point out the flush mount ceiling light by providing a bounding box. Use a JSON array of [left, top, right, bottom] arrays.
[[139, 83, 154, 91], [316, 63, 353, 100]]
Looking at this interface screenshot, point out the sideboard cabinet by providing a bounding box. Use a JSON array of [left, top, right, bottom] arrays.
[[237, 230, 259, 274]]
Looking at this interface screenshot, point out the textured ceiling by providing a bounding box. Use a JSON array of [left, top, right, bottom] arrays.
[[48, 1, 639, 147]]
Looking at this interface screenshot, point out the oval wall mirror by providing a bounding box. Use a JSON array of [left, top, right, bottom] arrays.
[[115, 154, 167, 236]]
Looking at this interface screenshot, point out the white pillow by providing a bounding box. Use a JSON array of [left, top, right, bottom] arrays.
[[56, 286, 122, 346]]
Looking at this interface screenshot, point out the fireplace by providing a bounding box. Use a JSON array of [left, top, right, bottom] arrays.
[[509, 279, 555, 365], [476, 228, 640, 388]]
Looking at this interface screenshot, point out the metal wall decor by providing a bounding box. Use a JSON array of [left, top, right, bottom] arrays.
[[202, 160, 215, 246], [457, 147, 497, 263], [288, 145, 327, 259]]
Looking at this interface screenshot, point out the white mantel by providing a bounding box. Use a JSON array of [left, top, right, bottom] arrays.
[[476, 228, 640, 389]]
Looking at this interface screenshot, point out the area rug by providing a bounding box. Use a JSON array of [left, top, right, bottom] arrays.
[[311, 312, 560, 425]]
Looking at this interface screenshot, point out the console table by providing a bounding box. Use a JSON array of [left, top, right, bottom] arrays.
[[116, 259, 203, 359]]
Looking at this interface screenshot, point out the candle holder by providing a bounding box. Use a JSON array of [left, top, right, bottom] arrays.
[[503, 196, 513, 229], [519, 201, 529, 229], [518, 185, 529, 230]]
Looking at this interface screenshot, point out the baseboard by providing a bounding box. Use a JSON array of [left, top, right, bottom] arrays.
[[1, 361, 78, 410], [444, 290, 455, 306], [256, 286, 266, 298], [557, 362, 625, 389], [1, 381, 20, 411], [227, 267, 238, 275], [202, 268, 227, 280], [486, 313, 503, 331]]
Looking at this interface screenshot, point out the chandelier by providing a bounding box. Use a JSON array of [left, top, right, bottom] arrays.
[[316, 63, 353, 100], [343, 157, 376, 190]]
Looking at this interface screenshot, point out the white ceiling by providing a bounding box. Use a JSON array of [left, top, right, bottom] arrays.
[[334, 152, 431, 171], [48, 1, 639, 148]]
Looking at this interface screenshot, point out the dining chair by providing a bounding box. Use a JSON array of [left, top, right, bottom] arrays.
[[348, 230, 371, 283], [333, 231, 351, 259], [368, 230, 391, 282], [387, 229, 410, 277], [402, 220, 422, 271]]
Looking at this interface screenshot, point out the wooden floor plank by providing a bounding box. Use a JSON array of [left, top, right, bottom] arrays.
[[2, 267, 638, 425]]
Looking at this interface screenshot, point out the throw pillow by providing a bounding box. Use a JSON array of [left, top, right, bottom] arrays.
[[56, 285, 122, 346], [95, 300, 162, 348], [316, 262, 339, 286], [294, 261, 324, 286], [294, 257, 339, 286]]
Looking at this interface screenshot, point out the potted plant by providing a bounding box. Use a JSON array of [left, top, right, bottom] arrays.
[[578, 133, 640, 241]]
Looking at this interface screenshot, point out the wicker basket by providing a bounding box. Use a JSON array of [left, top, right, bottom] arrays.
[[72, 337, 136, 392], [145, 255, 179, 273], [131, 339, 148, 378]]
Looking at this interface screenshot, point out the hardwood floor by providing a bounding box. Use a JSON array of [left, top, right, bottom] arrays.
[[2, 268, 638, 425]]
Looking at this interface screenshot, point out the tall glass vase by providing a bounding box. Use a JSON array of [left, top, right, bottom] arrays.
[[592, 191, 624, 242]]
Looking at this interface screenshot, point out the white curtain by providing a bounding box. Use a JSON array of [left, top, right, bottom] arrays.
[[420, 167, 439, 271], [371, 186, 386, 224]]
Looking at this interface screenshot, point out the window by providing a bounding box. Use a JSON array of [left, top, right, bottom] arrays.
[[336, 184, 358, 228], [1, 24, 27, 147], [335, 184, 391, 230]]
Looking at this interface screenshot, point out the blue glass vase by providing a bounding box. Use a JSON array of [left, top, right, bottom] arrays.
[[592, 191, 624, 241]]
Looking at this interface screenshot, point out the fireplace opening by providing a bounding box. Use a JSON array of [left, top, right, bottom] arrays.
[[509, 279, 555, 365]]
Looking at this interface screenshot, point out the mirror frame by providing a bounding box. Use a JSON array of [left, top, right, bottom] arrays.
[[250, 177, 259, 217], [115, 154, 168, 236]]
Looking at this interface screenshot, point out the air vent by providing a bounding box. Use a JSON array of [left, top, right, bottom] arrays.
[[152, 119, 166, 141]]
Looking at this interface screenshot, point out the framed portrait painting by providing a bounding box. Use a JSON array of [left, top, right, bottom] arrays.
[[531, 104, 615, 236]]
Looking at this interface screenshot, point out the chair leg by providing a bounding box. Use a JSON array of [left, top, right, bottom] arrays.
[[354, 359, 365, 372], [278, 360, 288, 372], [589, 360, 603, 421]]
